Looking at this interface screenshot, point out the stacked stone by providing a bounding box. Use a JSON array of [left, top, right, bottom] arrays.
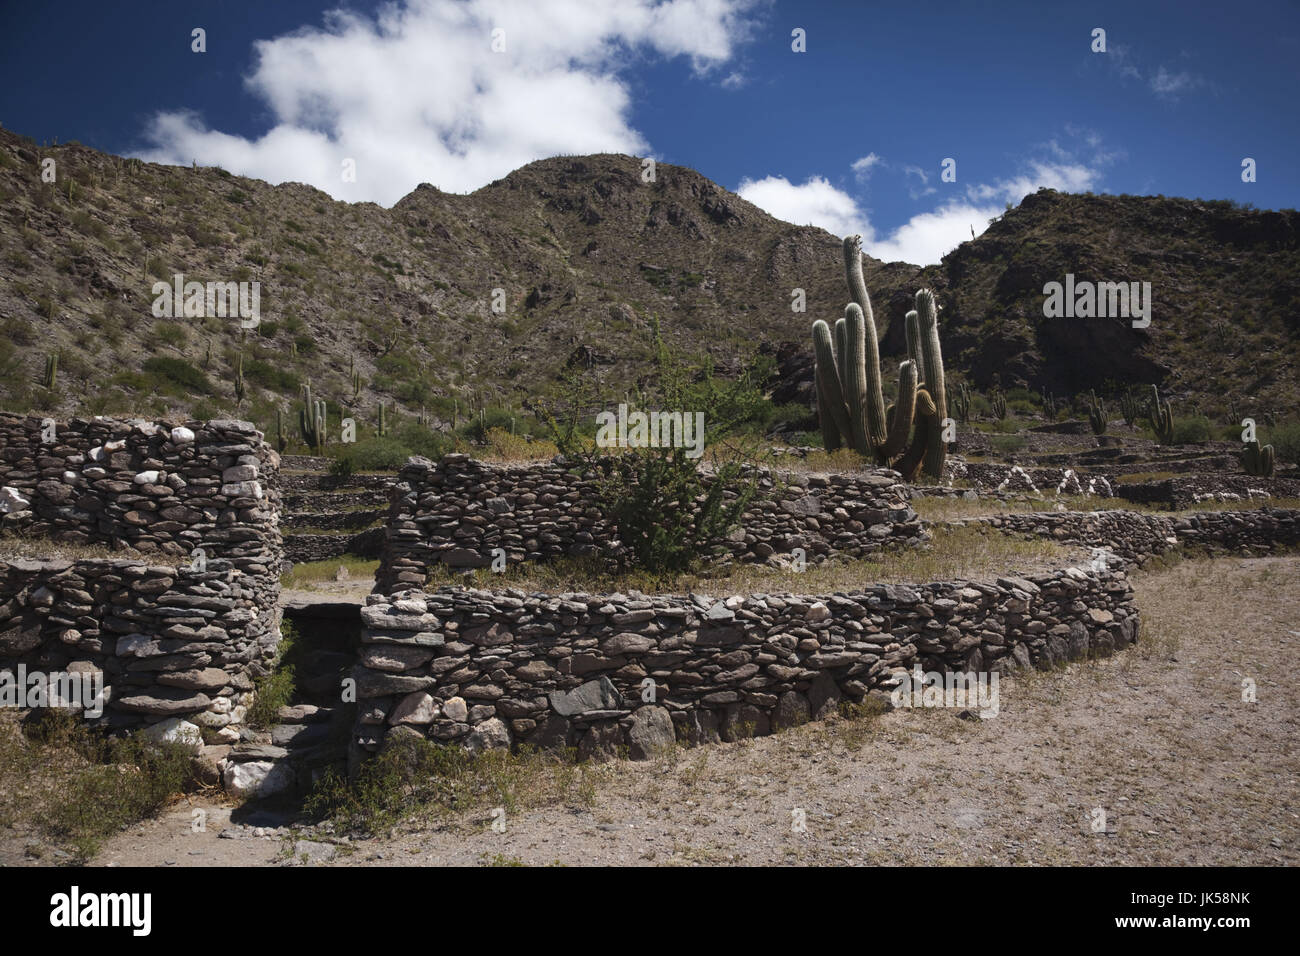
[[952, 507, 1300, 565], [954, 510, 1178, 564], [1172, 507, 1300, 553], [0, 415, 284, 736], [0, 557, 269, 737], [375, 454, 926, 592], [351, 567, 1139, 763]]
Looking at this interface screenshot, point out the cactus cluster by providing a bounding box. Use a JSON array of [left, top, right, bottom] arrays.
[[991, 391, 1007, 421], [1242, 439, 1276, 477], [300, 381, 327, 452], [1041, 389, 1058, 421], [1148, 385, 1174, 444], [812, 236, 948, 481], [952, 382, 972, 424], [1119, 387, 1140, 426], [1086, 390, 1107, 436]]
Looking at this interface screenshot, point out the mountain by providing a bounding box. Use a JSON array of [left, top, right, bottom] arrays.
[[0, 125, 1296, 434]]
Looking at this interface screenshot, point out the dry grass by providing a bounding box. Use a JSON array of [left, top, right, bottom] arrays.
[[0, 533, 189, 565], [281, 555, 379, 590], [427, 524, 1087, 595]]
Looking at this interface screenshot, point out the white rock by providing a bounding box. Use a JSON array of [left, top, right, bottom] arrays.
[[133, 470, 161, 485], [806, 601, 831, 622], [214, 726, 240, 744], [170, 426, 196, 444], [115, 634, 161, 657], [222, 760, 294, 799], [142, 717, 203, 754], [389, 691, 440, 725], [0, 486, 31, 514], [62, 471, 77, 483]]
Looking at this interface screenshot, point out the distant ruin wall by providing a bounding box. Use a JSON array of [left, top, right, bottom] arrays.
[[374, 454, 927, 593], [954, 508, 1300, 564], [0, 416, 283, 736]]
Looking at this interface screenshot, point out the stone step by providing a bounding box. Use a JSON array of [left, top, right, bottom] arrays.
[[271, 722, 334, 748]]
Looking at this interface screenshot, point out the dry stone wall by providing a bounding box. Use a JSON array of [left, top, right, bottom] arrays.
[[953, 507, 1300, 565], [352, 567, 1138, 762], [0, 415, 283, 736], [375, 454, 926, 593]]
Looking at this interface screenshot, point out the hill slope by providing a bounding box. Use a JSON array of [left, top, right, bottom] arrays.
[[0, 126, 1295, 435]]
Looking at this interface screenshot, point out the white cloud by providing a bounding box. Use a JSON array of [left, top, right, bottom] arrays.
[[737, 134, 1118, 266], [135, 0, 758, 205], [851, 153, 882, 180], [735, 175, 868, 238], [1150, 66, 1202, 98]]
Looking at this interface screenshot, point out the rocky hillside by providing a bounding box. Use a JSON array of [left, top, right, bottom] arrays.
[[0, 125, 1295, 436]]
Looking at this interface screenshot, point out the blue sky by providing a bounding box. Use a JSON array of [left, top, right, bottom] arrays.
[[1, 0, 1296, 264]]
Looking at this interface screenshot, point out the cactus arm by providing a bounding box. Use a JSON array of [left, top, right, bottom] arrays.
[[915, 289, 947, 478], [879, 360, 918, 458], [905, 309, 924, 382], [812, 319, 851, 450], [844, 303, 888, 456], [843, 234, 887, 344], [896, 388, 937, 481]]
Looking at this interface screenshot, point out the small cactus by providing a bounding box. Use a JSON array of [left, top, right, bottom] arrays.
[[1242, 439, 1275, 477], [41, 351, 57, 389], [991, 391, 1007, 421], [1041, 389, 1058, 421], [233, 352, 246, 403], [952, 382, 972, 424], [300, 381, 327, 452], [1149, 385, 1175, 445], [1087, 390, 1107, 436], [1119, 387, 1140, 426], [275, 408, 288, 452], [378, 402, 388, 437]]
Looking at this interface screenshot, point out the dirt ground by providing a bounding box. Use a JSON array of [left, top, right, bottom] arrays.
[[7, 554, 1297, 867]]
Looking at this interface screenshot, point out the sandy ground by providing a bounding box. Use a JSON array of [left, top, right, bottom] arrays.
[[6, 554, 1297, 867]]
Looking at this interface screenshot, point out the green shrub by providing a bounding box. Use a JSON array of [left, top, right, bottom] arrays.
[[141, 356, 211, 394], [1269, 420, 1300, 465], [247, 624, 297, 728], [1170, 415, 1213, 444]]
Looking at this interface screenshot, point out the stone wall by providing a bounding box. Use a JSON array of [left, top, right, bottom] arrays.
[[352, 567, 1137, 761], [0, 415, 283, 736], [953, 507, 1300, 565], [375, 454, 926, 593]]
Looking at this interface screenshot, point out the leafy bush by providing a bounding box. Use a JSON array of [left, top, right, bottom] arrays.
[[247, 624, 297, 728], [1268, 420, 1300, 465], [1170, 415, 1213, 444], [141, 356, 211, 394], [333, 437, 418, 472]]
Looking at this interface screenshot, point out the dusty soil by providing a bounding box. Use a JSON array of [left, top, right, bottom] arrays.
[[5, 554, 1296, 867]]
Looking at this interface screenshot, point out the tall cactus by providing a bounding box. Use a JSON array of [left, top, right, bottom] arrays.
[[1242, 439, 1275, 477], [274, 408, 288, 452], [810, 244, 949, 480], [812, 319, 850, 451], [233, 352, 246, 404], [914, 289, 947, 478], [300, 382, 327, 452], [1149, 385, 1174, 444], [378, 402, 388, 437], [41, 352, 57, 389]]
